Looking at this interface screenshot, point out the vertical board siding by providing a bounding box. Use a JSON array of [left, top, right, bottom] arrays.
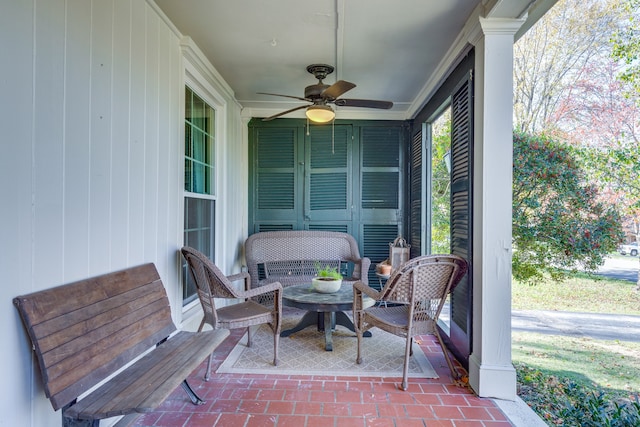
[[128, 0, 148, 266], [111, 0, 134, 268], [5, 1, 247, 426], [34, 0, 67, 285], [90, 0, 115, 272]]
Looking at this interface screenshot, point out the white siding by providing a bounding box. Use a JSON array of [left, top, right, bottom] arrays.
[[0, 1, 245, 425]]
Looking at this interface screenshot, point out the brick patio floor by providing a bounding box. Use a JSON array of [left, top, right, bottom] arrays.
[[130, 328, 514, 427]]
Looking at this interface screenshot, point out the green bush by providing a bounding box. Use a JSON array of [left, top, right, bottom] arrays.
[[512, 132, 623, 284], [516, 363, 640, 426]]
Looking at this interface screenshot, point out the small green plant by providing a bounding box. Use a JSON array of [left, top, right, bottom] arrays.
[[314, 262, 343, 280]]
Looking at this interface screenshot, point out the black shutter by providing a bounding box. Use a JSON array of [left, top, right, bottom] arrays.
[[409, 129, 423, 258], [448, 71, 473, 367]]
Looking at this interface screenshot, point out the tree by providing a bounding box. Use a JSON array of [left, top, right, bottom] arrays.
[[431, 108, 451, 254], [611, 0, 640, 100], [512, 132, 623, 284], [514, 0, 624, 134]]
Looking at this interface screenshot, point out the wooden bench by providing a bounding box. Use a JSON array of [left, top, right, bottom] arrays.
[[245, 230, 370, 293], [13, 263, 230, 427]]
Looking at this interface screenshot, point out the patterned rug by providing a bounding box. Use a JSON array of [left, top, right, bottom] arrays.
[[217, 307, 438, 378]]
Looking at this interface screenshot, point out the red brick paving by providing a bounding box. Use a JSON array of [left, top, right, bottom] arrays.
[[130, 328, 514, 427]]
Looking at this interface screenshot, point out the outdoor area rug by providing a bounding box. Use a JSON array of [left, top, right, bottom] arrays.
[[217, 307, 438, 378]]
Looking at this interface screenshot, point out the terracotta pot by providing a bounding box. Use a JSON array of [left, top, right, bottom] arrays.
[[377, 264, 392, 276]]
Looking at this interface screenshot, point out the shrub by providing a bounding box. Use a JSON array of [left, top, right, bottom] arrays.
[[516, 363, 640, 425]]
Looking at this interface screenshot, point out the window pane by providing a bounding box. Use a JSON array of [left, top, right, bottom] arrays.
[[183, 197, 215, 304], [184, 87, 215, 196], [192, 94, 205, 130], [185, 87, 192, 123], [431, 107, 451, 254], [183, 86, 216, 305]]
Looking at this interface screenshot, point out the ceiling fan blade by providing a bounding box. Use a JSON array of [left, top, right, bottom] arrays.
[[321, 80, 356, 100], [257, 92, 309, 102], [261, 104, 309, 121], [334, 98, 393, 109]]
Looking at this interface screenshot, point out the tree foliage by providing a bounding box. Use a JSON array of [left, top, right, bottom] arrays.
[[611, 0, 640, 99], [514, 0, 624, 134], [512, 132, 623, 283], [431, 108, 451, 254]]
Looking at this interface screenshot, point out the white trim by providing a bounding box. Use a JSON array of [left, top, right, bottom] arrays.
[[181, 42, 230, 316]]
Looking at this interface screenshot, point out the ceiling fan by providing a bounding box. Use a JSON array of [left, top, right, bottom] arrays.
[[259, 64, 393, 123]]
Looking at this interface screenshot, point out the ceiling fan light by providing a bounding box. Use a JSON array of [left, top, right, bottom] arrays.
[[306, 105, 335, 123]]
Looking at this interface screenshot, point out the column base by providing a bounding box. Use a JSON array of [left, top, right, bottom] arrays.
[[468, 354, 517, 400]]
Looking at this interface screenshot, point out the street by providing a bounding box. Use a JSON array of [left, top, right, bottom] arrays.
[[594, 255, 639, 282]]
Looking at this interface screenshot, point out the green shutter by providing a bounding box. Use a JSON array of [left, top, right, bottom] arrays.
[[306, 125, 352, 221], [409, 129, 423, 258], [449, 71, 473, 366], [248, 119, 407, 264], [255, 127, 298, 211]]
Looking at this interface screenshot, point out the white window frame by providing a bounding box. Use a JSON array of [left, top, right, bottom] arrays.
[[181, 57, 226, 311]]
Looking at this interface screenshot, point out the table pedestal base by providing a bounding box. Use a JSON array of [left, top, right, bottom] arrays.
[[281, 311, 372, 351]]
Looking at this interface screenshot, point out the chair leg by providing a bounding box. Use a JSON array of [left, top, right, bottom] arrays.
[[355, 316, 363, 364], [401, 335, 412, 391], [434, 329, 460, 380], [247, 325, 252, 347], [204, 353, 213, 382], [199, 319, 213, 381], [273, 324, 279, 366]]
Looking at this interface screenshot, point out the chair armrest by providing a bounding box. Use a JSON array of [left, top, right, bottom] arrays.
[[227, 272, 252, 291], [241, 281, 283, 299], [353, 280, 380, 300]]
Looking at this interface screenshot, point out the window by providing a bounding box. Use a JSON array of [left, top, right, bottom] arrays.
[[183, 86, 216, 305], [430, 107, 452, 254]]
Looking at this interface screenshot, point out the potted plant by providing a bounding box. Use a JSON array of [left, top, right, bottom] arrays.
[[312, 262, 343, 293]]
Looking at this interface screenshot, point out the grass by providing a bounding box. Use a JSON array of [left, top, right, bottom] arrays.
[[512, 263, 640, 424], [512, 274, 640, 315]]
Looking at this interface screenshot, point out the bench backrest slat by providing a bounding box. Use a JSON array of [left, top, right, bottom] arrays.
[[13, 263, 177, 411]]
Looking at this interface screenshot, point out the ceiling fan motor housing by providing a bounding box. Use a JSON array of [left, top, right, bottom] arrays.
[[305, 84, 331, 101]]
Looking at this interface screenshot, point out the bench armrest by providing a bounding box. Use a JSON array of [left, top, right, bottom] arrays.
[[344, 256, 370, 284]]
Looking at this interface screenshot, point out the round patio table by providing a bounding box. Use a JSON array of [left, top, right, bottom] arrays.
[[281, 283, 374, 351]]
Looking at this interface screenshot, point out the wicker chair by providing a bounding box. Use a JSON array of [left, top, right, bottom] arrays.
[[181, 246, 283, 381], [353, 254, 468, 390]]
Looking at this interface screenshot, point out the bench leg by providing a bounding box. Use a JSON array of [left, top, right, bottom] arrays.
[[181, 380, 206, 405], [62, 404, 99, 427]]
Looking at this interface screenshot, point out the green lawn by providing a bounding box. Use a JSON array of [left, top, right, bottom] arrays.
[[512, 267, 640, 424], [512, 274, 640, 315]]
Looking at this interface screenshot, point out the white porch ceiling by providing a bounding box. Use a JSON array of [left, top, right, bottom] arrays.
[[154, 0, 556, 121]]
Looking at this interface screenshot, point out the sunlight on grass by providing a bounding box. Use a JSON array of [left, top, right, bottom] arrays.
[[513, 275, 640, 315], [512, 270, 640, 423], [513, 332, 640, 395]]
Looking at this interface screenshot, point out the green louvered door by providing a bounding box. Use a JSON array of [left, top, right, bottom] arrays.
[[250, 125, 303, 231], [360, 125, 406, 285], [305, 125, 353, 225], [249, 119, 408, 279]]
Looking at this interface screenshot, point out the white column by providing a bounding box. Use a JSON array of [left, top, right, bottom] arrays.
[[468, 17, 525, 400]]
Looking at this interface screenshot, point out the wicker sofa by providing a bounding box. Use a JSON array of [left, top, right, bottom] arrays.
[[245, 231, 370, 292]]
